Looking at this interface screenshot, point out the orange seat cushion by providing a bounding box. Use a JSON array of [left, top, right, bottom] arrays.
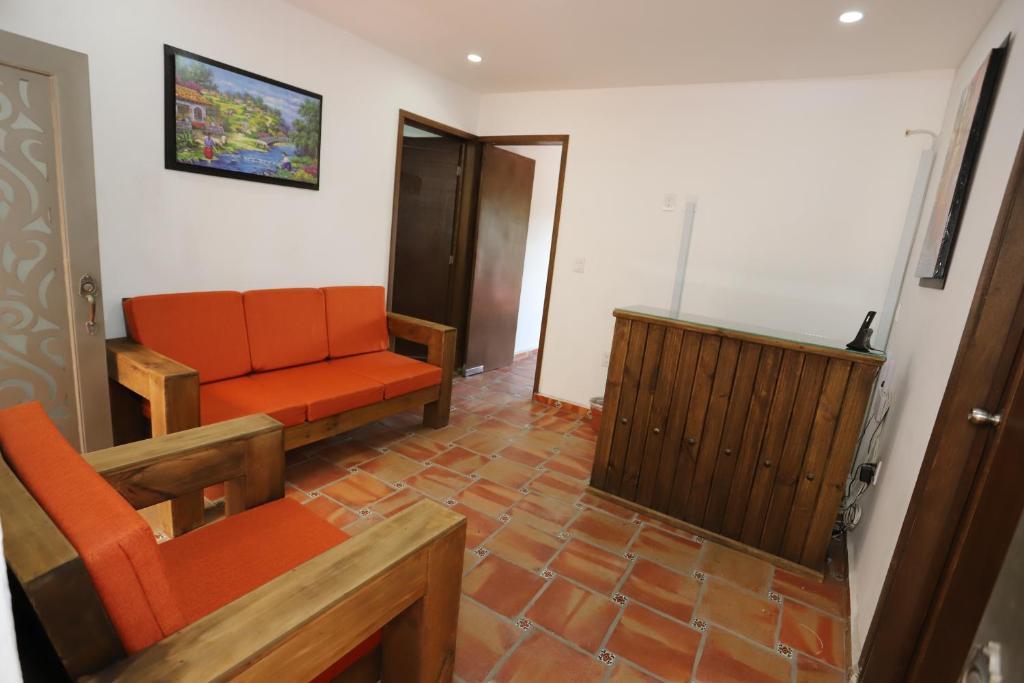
[[243, 288, 329, 371], [323, 286, 389, 358], [160, 497, 380, 678], [0, 403, 185, 653], [200, 377, 308, 427], [332, 351, 441, 399], [248, 362, 385, 421], [124, 291, 252, 384]]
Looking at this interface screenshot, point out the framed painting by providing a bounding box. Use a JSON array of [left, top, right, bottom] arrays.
[[916, 41, 1007, 288], [164, 45, 322, 190]]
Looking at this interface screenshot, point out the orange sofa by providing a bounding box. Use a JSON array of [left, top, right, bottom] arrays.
[[0, 402, 464, 681]]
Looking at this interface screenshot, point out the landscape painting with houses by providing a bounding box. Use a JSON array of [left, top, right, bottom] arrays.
[[170, 50, 321, 188]]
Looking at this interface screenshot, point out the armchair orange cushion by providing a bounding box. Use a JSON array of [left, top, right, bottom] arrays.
[[323, 286, 389, 358], [0, 402, 379, 678], [124, 291, 252, 384], [0, 402, 185, 653], [333, 351, 442, 399], [243, 288, 329, 371]]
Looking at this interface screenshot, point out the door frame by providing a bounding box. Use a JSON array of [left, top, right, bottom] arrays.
[[387, 110, 569, 396], [0, 30, 112, 450], [858, 131, 1024, 680]]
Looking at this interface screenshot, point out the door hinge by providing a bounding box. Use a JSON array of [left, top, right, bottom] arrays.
[[449, 254, 455, 265], [456, 165, 462, 177]]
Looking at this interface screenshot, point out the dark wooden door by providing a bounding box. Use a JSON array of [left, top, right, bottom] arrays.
[[464, 146, 535, 373], [392, 136, 463, 356]]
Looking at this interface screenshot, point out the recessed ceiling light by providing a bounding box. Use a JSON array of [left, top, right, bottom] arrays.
[[839, 10, 864, 24], [467, 53, 482, 63]]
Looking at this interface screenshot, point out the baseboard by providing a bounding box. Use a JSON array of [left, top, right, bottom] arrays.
[[532, 392, 591, 418]]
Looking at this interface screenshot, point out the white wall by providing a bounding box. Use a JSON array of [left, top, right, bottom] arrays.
[[1, 0, 479, 337], [498, 145, 562, 355], [478, 72, 953, 405], [848, 0, 1024, 661]]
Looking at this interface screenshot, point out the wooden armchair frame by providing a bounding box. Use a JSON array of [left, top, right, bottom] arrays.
[[107, 311, 456, 536], [1, 415, 466, 682]]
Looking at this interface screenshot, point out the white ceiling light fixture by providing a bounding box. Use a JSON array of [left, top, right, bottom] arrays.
[[467, 53, 482, 63], [839, 10, 865, 24]]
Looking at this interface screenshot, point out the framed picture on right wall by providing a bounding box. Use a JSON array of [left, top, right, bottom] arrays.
[[916, 39, 1008, 288]]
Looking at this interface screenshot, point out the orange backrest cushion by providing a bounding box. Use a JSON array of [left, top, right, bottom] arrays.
[[243, 288, 329, 371], [322, 286, 389, 358], [124, 291, 252, 384], [0, 402, 186, 653]]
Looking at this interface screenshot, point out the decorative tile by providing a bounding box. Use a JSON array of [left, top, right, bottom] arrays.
[[492, 629, 606, 683], [455, 598, 519, 683], [773, 568, 849, 618], [457, 480, 524, 517], [284, 457, 348, 492], [486, 519, 562, 571], [606, 603, 702, 682], [475, 457, 537, 489], [620, 559, 701, 623], [403, 465, 473, 499], [431, 446, 491, 475], [320, 471, 393, 508], [568, 509, 638, 553], [630, 526, 702, 573], [691, 618, 708, 632], [779, 601, 846, 668], [526, 578, 620, 651], [549, 539, 630, 595], [696, 577, 780, 647], [463, 555, 546, 618], [597, 649, 616, 666], [698, 541, 774, 593], [515, 617, 532, 631], [452, 503, 503, 549], [511, 493, 577, 535], [612, 593, 628, 605], [695, 628, 791, 683]]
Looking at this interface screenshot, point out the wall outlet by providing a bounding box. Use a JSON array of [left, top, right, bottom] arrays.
[[662, 193, 678, 212], [573, 257, 586, 273]]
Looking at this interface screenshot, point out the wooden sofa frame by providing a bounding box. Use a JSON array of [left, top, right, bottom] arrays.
[[107, 311, 456, 536], [1, 413, 466, 682]]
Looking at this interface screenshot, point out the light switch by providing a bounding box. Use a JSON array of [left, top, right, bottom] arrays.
[[662, 193, 678, 212], [573, 257, 586, 273]]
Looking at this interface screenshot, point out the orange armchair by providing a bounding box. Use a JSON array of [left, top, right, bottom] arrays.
[[0, 402, 465, 681]]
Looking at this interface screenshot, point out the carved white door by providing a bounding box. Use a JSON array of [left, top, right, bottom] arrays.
[[0, 31, 111, 450]]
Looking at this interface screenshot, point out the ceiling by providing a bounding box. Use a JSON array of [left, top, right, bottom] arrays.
[[286, 0, 1000, 93]]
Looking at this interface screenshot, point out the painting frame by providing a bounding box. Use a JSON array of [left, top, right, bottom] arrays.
[[163, 45, 323, 190], [916, 40, 1008, 288]]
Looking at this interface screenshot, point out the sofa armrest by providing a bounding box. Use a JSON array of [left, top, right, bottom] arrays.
[[106, 338, 205, 536], [387, 313, 456, 428], [84, 414, 285, 515], [106, 338, 199, 435], [84, 499, 466, 683]]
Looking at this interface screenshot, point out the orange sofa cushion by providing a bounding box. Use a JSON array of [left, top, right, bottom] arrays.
[[124, 291, 252, 384], [0, 403, 185, 653], [248, 362, 385, 421], [160, 497, 380, 677], [333, 351, 442, 399], [200, 377, 308, 427], [323, 286, 389, 358], [243, 288, 330, 371]]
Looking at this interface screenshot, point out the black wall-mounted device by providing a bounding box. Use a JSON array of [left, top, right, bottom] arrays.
[[846, 311, 876, 352]]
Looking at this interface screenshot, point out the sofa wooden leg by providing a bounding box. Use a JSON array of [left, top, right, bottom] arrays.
[[380, 523, 464, 683], [422, 400, 450, 429]]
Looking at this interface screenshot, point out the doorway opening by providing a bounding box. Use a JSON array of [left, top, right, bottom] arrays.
[[387, 110, 568, 395]]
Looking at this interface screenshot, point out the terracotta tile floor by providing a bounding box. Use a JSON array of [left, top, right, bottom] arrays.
[[223, 352, 852, 682]]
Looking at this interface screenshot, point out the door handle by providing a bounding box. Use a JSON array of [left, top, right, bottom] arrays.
[[968, 408, 1002, 427], [80, 274, 98, 335]]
